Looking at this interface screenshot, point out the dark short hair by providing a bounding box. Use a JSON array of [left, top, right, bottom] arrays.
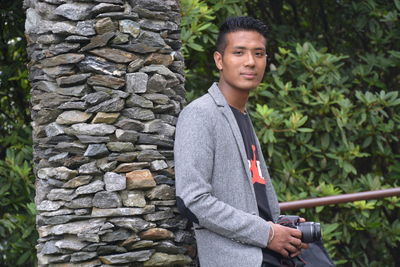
[[216, 16, 268, 54]]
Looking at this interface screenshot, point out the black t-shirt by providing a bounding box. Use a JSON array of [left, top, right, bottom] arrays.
[[230, 106, 283, 266]]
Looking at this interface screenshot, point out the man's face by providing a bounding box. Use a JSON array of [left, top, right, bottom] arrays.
[[214, 30, 267, 92]]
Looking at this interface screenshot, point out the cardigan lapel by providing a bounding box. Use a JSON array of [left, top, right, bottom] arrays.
[[208, 83, 254, 188]]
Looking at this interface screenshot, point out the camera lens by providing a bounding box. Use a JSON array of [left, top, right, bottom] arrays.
[[297, 222, 321, 243]]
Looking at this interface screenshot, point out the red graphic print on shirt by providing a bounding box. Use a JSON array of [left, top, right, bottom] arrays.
[[249, 144, 266, 184]]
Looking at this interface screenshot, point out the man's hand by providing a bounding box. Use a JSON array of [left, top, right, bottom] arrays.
[[266, 223, 309, 258]]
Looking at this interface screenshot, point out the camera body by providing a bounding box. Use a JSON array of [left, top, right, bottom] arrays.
[[277, 215, 321, 243]]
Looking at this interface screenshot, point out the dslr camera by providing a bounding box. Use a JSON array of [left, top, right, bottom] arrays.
[[277, 215, 321, 243]]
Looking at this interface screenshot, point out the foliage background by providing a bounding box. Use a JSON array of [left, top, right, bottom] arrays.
[[1, 0, 399, 266]]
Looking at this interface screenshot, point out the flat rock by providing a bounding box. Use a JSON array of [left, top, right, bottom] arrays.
[[127, 58, 144, 72], [101, 228, 131, 242], [137, 133, 173, 148], [115, 117, 144, 131], [63, 175, 92, 188], [91, 206, 155, 217], [56, 85, 88, 97], [99, 250, 153, 264], [115, 129, 139, 142], [38, 218, 106, 238], [58, 101, 88, 110], [119, 20, 140, 37], [108, 152, 139, 163], [70, 252, 97, 263], [111, 32, 129, 44], [95, 17, 117, 35], [147, 74, 166, 93], [121, 190, 146, 207], [137, 150, 165, 162], [64, 196, 93, 209], [41, 53, 85, 68], [154, 241, 186, 254], [43, 65, 75, 78], [37, 200, 65, 211], [81, 32, 115, 51], [143, 119, 175, 136], [77, 135, 110, 143], [45, 122, 65, 137], [144, 53, 174, 66], [113, 162, 149, 173], [122, 107, 154, 121], [56, 73, 92, 87], [69, 123, 116, 135], [97, 245, 127, 255], [126, 169, 156, 189], [84, 144, 109, 158], [92, 112, 120, 124], [106, 142, 135, 152], [76, 21, 96, 36], [75, 180, 104, 195], [78, 161, 101, 175], [55, 238, 88, 251], [85, 97, 125, 113], [139, 19, 178, 32], [126, 72, 148, 93], [126, 94, 153, 109], [54, 3, 94, 21], [143, 210, 174, 222], [89, 48, 139, 63], [56, 111, 91, 125], [37, 166, 78, 180], [83, 91, 111, 105], [91, 3, 123, 15], [139, 228, 174, 241], [47, 188, 76, 201], [104, 172, 126, 191], [78, 55, 125, 77], [87, 74, 124, 89], [146, 184, 175, 200], [150, 160, 168, 171], [143, 252, 191, 266], [109, 217, 153, 232], [93, 191, 121, 208]]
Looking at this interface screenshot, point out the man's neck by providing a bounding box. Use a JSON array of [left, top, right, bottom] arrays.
[[217, 81, 250, 113]]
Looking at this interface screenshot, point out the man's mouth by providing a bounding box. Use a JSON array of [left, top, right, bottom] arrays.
[[241, 73, 257, 79]]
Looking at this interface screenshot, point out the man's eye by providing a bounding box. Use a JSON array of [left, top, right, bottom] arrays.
[[255, 52, 266, 57], [233, 51, 243, 55]]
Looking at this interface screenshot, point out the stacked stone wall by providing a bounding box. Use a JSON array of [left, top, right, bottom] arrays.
[[25, 0, 195, 265]]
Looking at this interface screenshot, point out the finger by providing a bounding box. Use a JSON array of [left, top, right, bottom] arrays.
[[280, 249, 289, 258], [285, 244, 299, 254], [299, 217, 306, 222], [300, 243, 309, 249], [290, 251, 301, 258], [289, 228, 302, 239]]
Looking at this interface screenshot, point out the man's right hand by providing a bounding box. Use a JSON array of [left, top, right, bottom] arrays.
[[266, 223, 307, 258]]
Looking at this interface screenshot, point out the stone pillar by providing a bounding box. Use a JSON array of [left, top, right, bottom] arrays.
[[25, 0, 194, 265]]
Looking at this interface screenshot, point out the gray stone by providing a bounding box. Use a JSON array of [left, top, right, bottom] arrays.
[[130, 240, 156, 250], [41, 53, 85, 68], [147, 74, 166, 93], [93, 191, 121, 208], [33, 81, 58, 92], [140, 64, 176, 79], [174, 230, 195, 243], [58, 101, 88, 110], [56, 73, 91, 87], [38, 218, 106, 238], [87, 74, 125, 89], [91, 3, 123, 15], [77, 135, 110, 143], [136, 0, 179, 12], [109, 217, 153, 232], [56, 85, 88, 97], [126, 94, 153, 109], [96, 12, 138, 20], [37, 34, 61, 44], [25, 8, 52, 35], [136, 145, 157, 150], [76, 20, 96, 36], [56, 111, 92, 125], [93, 87, 129, 99], [137, 133, 173, 148], [65, 35, 90, 43], [119, 20, 140, 38], [85, 97, 125, 113], [54, 3, 94, 21], [37, 200, 65, 211], [41, 208, 74, 217], [143, 210, 174, 222], [115, 129, 139, 142], [48, 152, 69, 164], [126, 72, 148, 93], [143, 119, 175, 136], [101, 228, 131, 242], [47, 188, 76, 201], [89, 48, 138, 63], [65, 196, 92, 209], [37, 166, 78, 180], [63, 175, 92, 188], [84, 144, 109, 158], [41, 240, 62, 255], [150, 160, 168, 171], [132, 6, 169, 21], [114, 117, 144, 131], [127, 58, 145, 72], [97, 159, 118, 172], [143, 252, 191, 266], [70, 252, 97, 263], [83, 91, 111, 105], [155, 241, 186, 254], [76, 180, 104, 195], [113, 162, 149, 173], [81, 32, 115, 51], [112, 43, 158, 54], [106, 142, 135, 152], [52, 21, 76, 35], [44, 254, 71, 264], [95, 17, 117, 35], [143, 93, 169, 105], [97, 245, 127, 255], [121, 190, 146, 207], [75, 209, 90, 216], [69, 123, 116, 135], [45, 122, 65, 137], [139, 19, 178, 32], [99, 250, 153, 264], [108, 152, 139, 163], [78, 161, 101, 175], [104, 172, 126, 191], [55, 238, 88, 251], [122, 107, 155, 121], [137, 30, 167, 49], [137, 150, 165, 162], [149, 200, 176, 206], [146, 184, 175, 200], [156, 114, 177, 125], [145, 53, 174, 66], [78, 56, 125, 77], [153, 103, 175, 114], [43, 65, 75, 79], [111, 32, 130, 44], [91, 206, 154, 217]]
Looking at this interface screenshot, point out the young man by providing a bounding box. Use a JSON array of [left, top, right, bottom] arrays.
[[174, 16, 308, 267]]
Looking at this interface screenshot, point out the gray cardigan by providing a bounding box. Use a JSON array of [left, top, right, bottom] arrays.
[[175, 83, 280, 267]]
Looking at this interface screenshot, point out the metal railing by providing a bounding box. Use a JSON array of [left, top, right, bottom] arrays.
[[279, 187, 400, 211]]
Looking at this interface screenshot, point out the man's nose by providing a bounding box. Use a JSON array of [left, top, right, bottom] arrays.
[[245, 52, 255, 66]]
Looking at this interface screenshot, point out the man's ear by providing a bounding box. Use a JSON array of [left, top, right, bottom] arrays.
[[213, 51, 223, 71]]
